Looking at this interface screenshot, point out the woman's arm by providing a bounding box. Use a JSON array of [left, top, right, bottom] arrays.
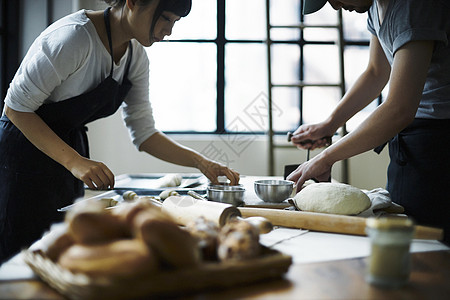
[[288, 38, 434, 188], [139, 132, 240, 185], [4, 106, 115, 190]]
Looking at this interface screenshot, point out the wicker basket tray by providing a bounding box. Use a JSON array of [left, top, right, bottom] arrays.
[[23, 247, 292, 300]]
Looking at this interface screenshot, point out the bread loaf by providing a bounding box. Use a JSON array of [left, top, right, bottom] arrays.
[[58, 239, 159, 278], [133, 210, 200, 268], [44, 227, 75, 261], [111, 199, 161, 228], [186, 216, 220, 261], [68, 211, 130, 245], [218, 220, 260, 261]]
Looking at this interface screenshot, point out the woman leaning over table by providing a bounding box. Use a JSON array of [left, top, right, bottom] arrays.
[[288, 0, 450, 245], [0, 0, 239, 263]]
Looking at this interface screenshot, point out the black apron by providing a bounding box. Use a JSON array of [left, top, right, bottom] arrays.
[[0, 7, 132, 262], [376, 118, 450, 245]]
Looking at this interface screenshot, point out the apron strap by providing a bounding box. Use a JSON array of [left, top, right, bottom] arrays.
[[123, 42, 133, 80], [103, 7, 133, 79], [104, 7, 114, 77], [374, 141, 389, 154]]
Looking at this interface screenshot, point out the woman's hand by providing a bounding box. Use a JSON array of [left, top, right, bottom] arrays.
[[5, 106, 114, 190], [286, 153, 332, 192], [290, 122, 334, 150], [67, 156, 115, 190], [140, 133, 240, 185], [195, 157, 240, 185]]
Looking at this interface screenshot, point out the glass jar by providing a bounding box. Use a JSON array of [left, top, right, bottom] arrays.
[[365, 217, 415, 288]]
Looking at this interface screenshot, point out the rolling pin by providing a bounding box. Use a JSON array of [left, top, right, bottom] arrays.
[[161, 196, 273, 234], [238, 207, 443, 240]]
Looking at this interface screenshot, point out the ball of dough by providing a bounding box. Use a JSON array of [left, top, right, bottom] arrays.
[[293, 182, 370, 215]]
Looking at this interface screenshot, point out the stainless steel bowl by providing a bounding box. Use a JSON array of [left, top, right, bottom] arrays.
[[254, 179, 294, 203], [207, 184, 245, 206]]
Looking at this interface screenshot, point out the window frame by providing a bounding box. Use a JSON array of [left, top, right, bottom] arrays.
[[157, 1, 372, 135]]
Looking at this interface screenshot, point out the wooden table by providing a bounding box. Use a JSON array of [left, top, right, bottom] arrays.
[[1, 250, 449, 299], [1, 174, 449, 299]]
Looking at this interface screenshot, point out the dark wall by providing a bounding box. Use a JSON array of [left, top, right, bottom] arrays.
[[1, 0, 20, 110]]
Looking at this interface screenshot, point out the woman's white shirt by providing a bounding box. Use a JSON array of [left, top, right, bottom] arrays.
[[3, 10, 158, 148]]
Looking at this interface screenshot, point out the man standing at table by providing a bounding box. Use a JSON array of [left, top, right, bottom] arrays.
[[288, 0, 450, 245]]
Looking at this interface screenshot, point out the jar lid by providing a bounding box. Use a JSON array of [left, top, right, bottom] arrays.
[[366, 217, 414, 230]]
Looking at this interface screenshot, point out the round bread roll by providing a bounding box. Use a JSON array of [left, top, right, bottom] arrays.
[[44, 227, 74, 261], [58, 239, 159, 278], [133, 210, 200, 268], [111, 199, 161, 227], [218, 220, 260, 261], [68, 211, 131, 245], [186, 216, 220, 261], [293, 182, 370, 215]]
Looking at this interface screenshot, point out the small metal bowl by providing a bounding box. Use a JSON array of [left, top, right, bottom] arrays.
[[254, 179, 294, 203], [207, 184, 245, 206]]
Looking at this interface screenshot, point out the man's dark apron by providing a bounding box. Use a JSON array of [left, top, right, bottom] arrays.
[[0, 7, 132, 262], [375, 118, 450, 244]]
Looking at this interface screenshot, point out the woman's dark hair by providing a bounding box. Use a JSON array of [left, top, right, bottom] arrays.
[[103, 0, 191, 38], [149, 0, 191, 39], [103, 0, 191, 17]]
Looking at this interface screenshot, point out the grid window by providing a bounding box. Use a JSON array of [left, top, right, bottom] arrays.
[[145, 1, 371, 134]]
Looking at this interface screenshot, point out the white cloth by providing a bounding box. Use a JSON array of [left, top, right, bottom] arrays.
[[358, 188, 404, 217], [3, 10, 158, 148]]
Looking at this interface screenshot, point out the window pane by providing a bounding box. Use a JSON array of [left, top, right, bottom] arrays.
[[304, 45, 340, 84], [270, 28, 300, 41], [271, 44, 299, 84], [272, 87, 300, 132], [146, 43, 216, 132], [226, 0, 265, 40], [304, 5, 338, 25], [303, 87, 340, 124], [304, 27, 338, 42], [269, 0, 300, 26], [344, 46, 369, 90], [225, 43, 268, 132], [342, 10, 371, 40], [169, 0, 216, 40], [344, 46, 379, 131]]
